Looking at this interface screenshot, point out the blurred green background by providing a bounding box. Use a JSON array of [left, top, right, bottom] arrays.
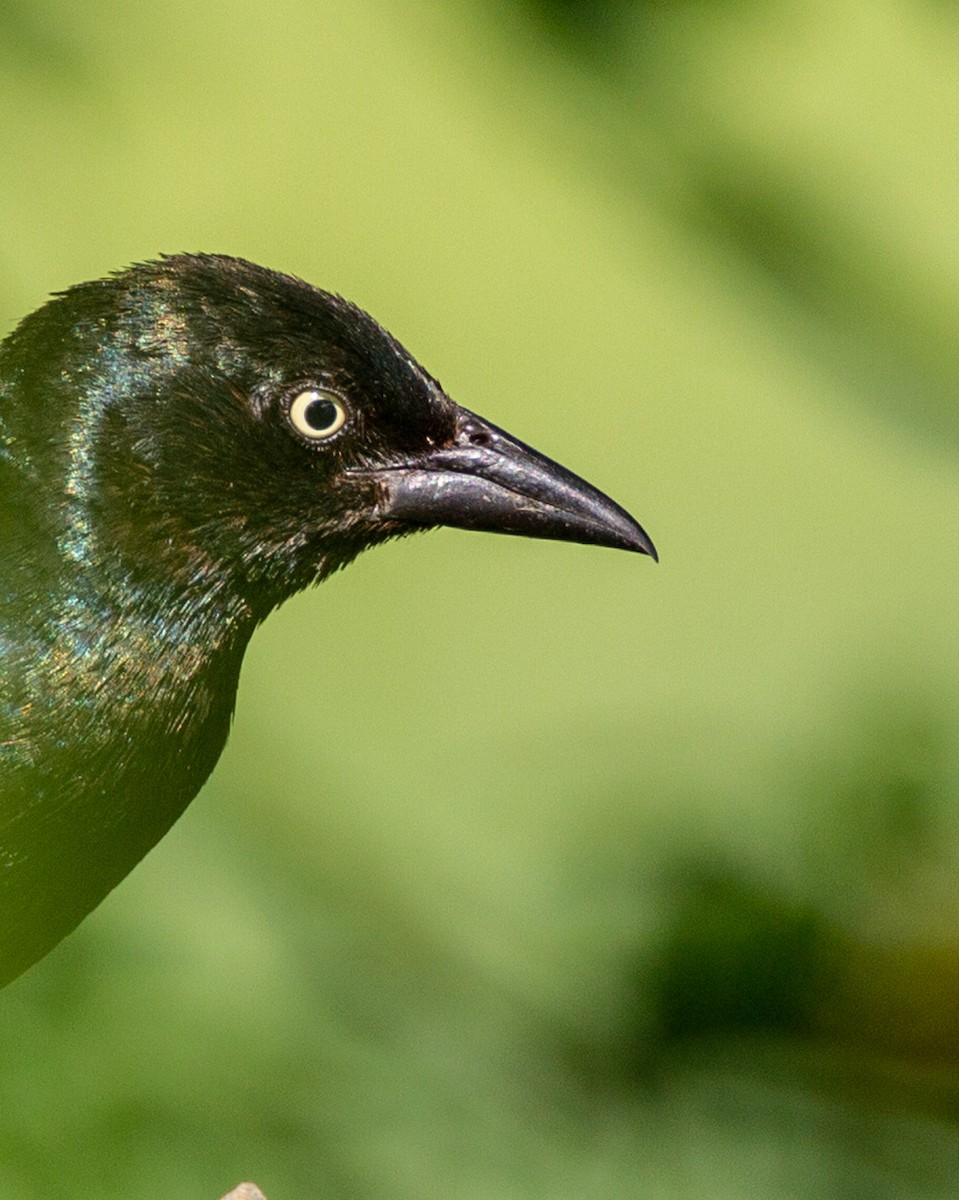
[[2, 0, 959, 1196]]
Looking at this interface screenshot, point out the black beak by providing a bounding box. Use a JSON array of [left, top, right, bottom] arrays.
[[362, 406, 657, 559]]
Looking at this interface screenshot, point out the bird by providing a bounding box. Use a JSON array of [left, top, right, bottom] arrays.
[[0, 253, 656, 988]]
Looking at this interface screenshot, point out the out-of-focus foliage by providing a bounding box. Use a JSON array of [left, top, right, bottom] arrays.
[[0, 0, 84, 76], [1, 1, 958, 1197]]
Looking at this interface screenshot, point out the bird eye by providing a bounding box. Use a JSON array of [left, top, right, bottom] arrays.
[[287, 389, 348, 441]]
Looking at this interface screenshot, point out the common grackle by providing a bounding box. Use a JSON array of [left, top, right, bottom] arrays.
[[0, 254, 655, 987]]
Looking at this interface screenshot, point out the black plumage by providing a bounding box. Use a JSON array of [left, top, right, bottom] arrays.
[[0, 254, 655, 986]]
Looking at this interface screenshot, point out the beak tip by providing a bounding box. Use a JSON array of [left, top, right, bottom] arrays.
[[626, 525, 658, 562]]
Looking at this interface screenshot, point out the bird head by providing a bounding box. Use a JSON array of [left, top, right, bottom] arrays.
[[1, 254, 655, 616]]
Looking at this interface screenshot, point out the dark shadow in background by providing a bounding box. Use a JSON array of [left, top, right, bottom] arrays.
[[553, 683, 959, 1142]]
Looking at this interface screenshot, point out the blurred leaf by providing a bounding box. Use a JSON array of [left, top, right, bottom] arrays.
[[510, 0, 628, 62], [650, 864, 842, 1045], [0, 0, 86, 79]]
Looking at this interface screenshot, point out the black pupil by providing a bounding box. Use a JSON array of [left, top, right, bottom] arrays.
[[305, 397, 338, 431]]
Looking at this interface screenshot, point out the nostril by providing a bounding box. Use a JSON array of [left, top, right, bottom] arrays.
[[467, 428, 492, 447]]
